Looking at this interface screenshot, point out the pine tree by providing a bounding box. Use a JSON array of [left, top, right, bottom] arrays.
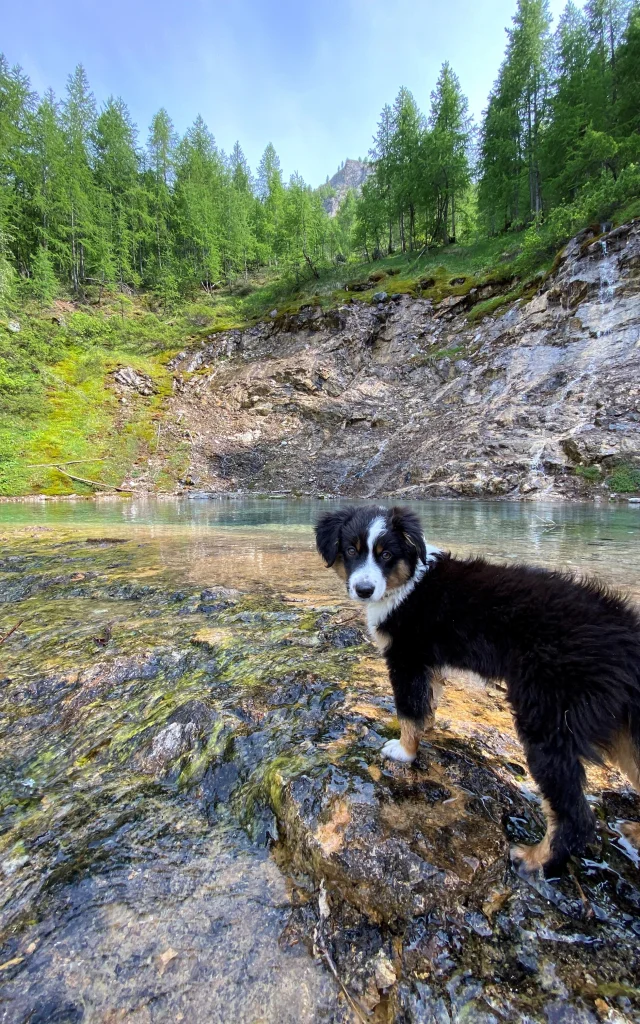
[[426, 63, 472, 243], [62, 64, 97, 292], [28, 244, 58, 306]]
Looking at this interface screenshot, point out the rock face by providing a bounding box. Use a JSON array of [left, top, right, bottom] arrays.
[[168, 220, 640, 500], [322, 158, 371, 216]]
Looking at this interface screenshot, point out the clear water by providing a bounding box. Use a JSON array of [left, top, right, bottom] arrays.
[[2, 496, 639, 596]]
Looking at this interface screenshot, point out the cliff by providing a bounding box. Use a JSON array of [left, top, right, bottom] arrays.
[[161, 221, 640, 502]]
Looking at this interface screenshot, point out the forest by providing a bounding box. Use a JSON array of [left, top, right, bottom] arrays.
[[0, 0, 639, 305]]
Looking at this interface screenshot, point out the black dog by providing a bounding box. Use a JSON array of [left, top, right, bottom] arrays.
[[316, 504, 640, 876]]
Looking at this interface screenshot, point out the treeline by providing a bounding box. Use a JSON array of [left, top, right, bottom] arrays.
[[358, 0, 640, 256], [0, 62, 354, 303], [1, 0, 639, 305]]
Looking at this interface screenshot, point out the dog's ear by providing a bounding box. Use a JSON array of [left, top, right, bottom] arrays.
[[315, 507, 356, 567], [390, 506, 427, 563]]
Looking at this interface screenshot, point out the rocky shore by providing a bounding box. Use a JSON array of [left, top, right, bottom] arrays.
[[1, 528, 639, 1021], [160, 221, 640, 502]]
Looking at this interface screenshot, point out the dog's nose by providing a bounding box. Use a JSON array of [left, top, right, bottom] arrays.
[[355, 583, 375, 599]]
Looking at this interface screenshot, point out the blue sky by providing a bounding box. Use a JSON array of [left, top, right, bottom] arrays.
[[4, 0, 575, 186]]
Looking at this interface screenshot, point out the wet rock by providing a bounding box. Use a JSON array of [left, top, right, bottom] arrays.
[[149, 721, 198, 766], [274, 741, 528, 925], [323, 626, 365, 648]]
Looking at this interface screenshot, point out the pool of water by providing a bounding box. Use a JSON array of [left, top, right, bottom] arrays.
[[2, 496, 639, 596]]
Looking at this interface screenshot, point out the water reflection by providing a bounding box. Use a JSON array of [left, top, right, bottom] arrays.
[[2, 497, 639, 597]]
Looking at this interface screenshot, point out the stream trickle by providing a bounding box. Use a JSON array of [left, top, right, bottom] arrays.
[[1, 498, 639, 1022]]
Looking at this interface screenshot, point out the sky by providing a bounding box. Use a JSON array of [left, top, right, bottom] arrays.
[[4, 0, 577, 187]]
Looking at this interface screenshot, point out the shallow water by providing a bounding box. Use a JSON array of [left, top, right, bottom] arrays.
[[1, 497, 640, 1023], [2, 495, 640, 595]]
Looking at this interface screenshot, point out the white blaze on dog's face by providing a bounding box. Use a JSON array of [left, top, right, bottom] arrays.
[[315, 505, 436, 606], [346, 515, 388, 601]]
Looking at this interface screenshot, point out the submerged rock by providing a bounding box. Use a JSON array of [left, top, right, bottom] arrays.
[[1, 532, 640, 1022]]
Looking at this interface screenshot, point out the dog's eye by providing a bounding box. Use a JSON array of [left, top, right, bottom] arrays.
[[381, 550, 392, 561], [346, 546, 357, 557]]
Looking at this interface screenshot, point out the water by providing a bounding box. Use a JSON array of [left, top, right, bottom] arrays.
[[1, 497, 640, 1022], [2, 495, 639, 595]]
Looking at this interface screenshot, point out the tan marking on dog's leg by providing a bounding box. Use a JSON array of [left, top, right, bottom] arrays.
[[608, 728, 640, 789], [371, 626, 391, 653], [511, 798, 557, 873], [605, 729, 640, 850], [425, 672, 444, 732], [399, 717, 422, 758]]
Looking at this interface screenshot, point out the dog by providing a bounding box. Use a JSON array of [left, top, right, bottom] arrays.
[[315, 503, 640, 876]]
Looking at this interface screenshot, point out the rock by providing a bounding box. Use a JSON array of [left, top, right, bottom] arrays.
[[112, 365, 156, 395], [372, 291, 388, 302], [149, 721, 197, 766], [269, 309, 278, 318], [168, 218, 640, 502], [372, 950, 397, 990], [274, 741, 529, 925], [7, 320, 20, 333]]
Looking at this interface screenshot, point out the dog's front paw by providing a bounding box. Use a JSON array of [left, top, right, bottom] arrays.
[[381, 739, 416, 763], [509, 841, 550, 876]]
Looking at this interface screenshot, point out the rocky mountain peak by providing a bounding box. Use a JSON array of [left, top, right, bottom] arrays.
[[322, 158, 371, 216]]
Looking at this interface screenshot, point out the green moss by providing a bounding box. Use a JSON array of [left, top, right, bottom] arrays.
[[575, 465, 602, 483], [466, 286, 523, 323]]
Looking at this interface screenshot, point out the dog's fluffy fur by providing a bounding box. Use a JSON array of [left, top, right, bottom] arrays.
[[316, 504, 640, 876]]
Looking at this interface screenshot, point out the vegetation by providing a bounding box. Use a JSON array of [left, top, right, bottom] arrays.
[[607, 463, 640, 493], [0, 0, 638, 496]]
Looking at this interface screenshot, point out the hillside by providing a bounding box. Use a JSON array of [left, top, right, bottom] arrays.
[[3, 219, 639, 501], [165, 219, 640, 501]]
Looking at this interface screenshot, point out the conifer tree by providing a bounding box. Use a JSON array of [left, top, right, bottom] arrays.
[[28, 244, 57, 306]]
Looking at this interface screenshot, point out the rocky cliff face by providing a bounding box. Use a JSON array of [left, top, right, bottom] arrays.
[[165, 221, 640, 501], [322, 158, 371, 216]]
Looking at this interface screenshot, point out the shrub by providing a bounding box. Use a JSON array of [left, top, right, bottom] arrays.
[[606, 464, 640, 493]]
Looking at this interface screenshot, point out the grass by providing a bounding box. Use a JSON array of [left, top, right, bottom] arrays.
[[574, 465, 602, 483]]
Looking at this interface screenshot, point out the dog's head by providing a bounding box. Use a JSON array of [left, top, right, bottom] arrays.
[[315, 505, 428, 603]]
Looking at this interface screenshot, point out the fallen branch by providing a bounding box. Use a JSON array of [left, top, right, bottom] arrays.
[[54, 468, 130, 493], [26, 459, 107, 468], [0, 621, 23, 646]]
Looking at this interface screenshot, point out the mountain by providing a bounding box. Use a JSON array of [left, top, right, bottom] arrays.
[[321, 158, 371, 216]]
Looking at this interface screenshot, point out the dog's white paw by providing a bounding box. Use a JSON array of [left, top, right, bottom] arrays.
[[381, 739, 416, 763]]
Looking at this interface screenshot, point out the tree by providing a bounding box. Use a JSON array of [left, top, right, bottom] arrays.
[[479, 0, 551, 229], [28, 243, 58, 305], [62, 64, 97, 291], [426, 62, 472, 243]]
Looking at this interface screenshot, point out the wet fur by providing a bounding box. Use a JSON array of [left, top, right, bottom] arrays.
[[316, 504, 640, 877]]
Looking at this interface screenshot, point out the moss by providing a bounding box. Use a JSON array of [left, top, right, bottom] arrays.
[[466, 286, 524, 324], [575, 465, 602, 483]]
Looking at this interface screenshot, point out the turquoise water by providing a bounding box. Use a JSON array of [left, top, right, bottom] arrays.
[[1, 496, 639, 593]]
